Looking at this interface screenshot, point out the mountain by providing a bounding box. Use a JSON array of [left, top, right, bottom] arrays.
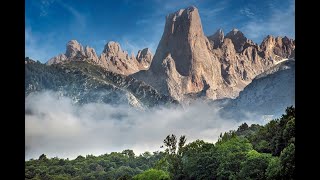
[[216, 59, 295, 119], [47, 40, 153, 75], [132, 6, 295, 103], [30, 5, 294, 110], [26, 58, 177, 109], [47, 40, 99, 65]]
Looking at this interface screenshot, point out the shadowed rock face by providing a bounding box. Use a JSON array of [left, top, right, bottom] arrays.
[[225, 28, 255, 53], [136, 48, 153, 70], [218, 60, 295, 119], [26, 60, 178, 109], [133, 6, 295, 103], [208, 28, 224, 48], [47, 40, 153, 75]]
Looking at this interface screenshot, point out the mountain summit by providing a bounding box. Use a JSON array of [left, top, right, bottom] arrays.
[[133, 6, 224, 102], [45, 6, 295, 103], [133, 6, 295, 102], [47, 40, 153, 75]]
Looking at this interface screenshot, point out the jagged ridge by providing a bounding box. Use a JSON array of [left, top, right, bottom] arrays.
[[45, 5, 295, 104], [47, 40, 153, 76], [132, 6, 295, 103]]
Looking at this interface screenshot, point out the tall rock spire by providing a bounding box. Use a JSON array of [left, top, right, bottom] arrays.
[[134, 6, 225, 101]]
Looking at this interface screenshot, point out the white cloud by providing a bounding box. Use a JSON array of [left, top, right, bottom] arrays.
[[201, 6, 226, 18], [240, 7, 255, 18], [39, 0, 56, 16], [25, 91, 265, 160], [242, 0, 295, 43]]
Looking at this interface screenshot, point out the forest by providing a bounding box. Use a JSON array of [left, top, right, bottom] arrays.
[[25, 106, 295, 180]]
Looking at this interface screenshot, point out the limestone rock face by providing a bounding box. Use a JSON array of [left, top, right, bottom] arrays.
[[134, 6, 227, 102], [99, 41, 141, 75], [47, 54, 68, 65], [65, 40, 85, 59], [208, 28, 224, 48], [133, 6, 295, 103], [219, 60, 295, 119], [136, 48, 153, 70], [47, 40, 98, 65], [46, 6, 295, 103], [225, 29, 255, 53], [84, 46, 99, 63], [47, 40, 153, 75], [260, 35, 295, 62], [211, 37, 273, 98]]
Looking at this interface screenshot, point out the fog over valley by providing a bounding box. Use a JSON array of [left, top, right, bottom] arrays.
[[25, 91, 267, 160]]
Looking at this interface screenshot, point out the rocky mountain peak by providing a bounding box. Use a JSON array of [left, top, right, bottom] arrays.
[[261, 35, 275, 44], [208, 28, 224, 48], [47, 39, 153, 75], [260, 35, 295, 60], [230, 28, 240, 33], [134, 5, 226, 102], [103, 41, 122, 54], [165, 5, 202, 38], [66, 40, 85, 58], [98, 41, 154, 75], [136, 48, 151, 60], [151, 5, 205, 76], [84, 46, 99, 63], [136, 48, 153, 69], [45, 6, 294, 104], [47, 40, 98, 65], [225, 29, 252, 52], [133, 6, 295, 103]]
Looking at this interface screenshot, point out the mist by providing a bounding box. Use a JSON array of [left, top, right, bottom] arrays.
[[25, 91, 266, 160]]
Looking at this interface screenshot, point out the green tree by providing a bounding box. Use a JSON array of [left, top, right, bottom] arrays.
[[265, 157, 281, 180], [154, 157, 170, 172], [163, 134, 186, 179], [283, 118, 295, 144], [182, 140, 217, 179], [238, 123, 249, 132], [255, 140, 271, 153], [215, 136, 253, 179], [122, 149, 135, 159], [25, 165, 36, 179], [39, 154, 48, 161], [280, 143, 295, 179], [133, 169, 170, 180], [239, 150, 272, 180]]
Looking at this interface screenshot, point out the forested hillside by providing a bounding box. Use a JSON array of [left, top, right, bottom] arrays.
[[25, 59, 177, 108], [25, 106, 295, 180]]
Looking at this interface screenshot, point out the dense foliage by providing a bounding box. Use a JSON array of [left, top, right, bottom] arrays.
[[25, 150, 165, 180], [25, 106, 295, 179]]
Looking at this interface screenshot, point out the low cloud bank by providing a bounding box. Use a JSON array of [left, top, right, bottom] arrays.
[[25, 91, 265, 160]]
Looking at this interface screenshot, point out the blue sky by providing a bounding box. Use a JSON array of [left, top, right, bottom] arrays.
[[26, 0, 295, 63]]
